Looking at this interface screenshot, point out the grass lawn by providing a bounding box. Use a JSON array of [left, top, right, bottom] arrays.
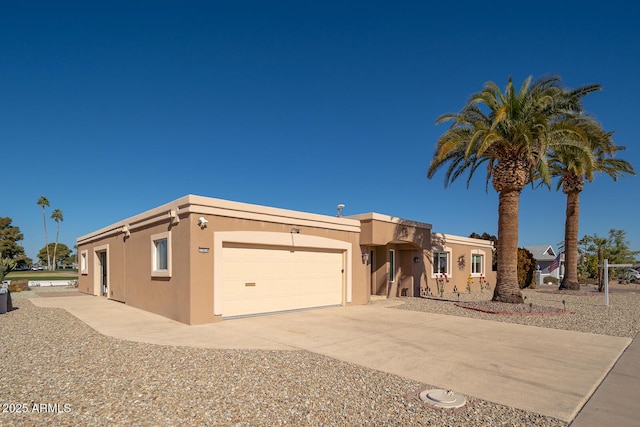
[[5, 270, 78, 281]]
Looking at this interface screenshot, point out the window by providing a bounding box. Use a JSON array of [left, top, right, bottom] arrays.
[[80, 250, 88, 275], [151, 231, 172, 277], [155, 239, 168, 270], [472, 253, 483, 274], [433, 252, 448, 275], [389, 250, 395, 282]]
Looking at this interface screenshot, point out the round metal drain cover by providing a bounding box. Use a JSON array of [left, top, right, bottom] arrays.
[[419, 389, 466, 408]]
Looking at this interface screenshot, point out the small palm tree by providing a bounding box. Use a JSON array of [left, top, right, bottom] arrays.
[[428, 75, 597, 303], [550, 123, 635, 290], [37, 196, 50, 270], [51, 209, 64, 271]]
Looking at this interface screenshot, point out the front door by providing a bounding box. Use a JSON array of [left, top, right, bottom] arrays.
[[98, 251, 108, 296]]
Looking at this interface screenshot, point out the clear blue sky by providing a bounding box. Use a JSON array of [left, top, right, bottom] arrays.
[[2, 1, 639, 261]]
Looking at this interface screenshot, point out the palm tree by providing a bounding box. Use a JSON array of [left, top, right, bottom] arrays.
[[51, 209, 64, 271], [428, 75, 597, 303], [37, 196, 50, 270], [551, 123, 635, 290]]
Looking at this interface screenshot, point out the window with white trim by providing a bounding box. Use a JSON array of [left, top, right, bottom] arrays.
[[151, 231, 172, 277], [80, 250, 88, 275], [433, 252, 448, 275], [471, 253, 483, 274]]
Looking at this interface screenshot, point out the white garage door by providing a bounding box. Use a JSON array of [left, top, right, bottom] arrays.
[[221, 245, 344, 318]]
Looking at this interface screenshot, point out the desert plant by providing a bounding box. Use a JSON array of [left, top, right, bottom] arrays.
[[8, 280, 29, 292], [436, 274, 448, 297], [517, 247, 536, 288], [1, 257, 16, 281]]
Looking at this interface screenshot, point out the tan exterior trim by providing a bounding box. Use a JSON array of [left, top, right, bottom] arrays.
[[78, 194, 360, 246], [353, 213, 431, 249], [348, 212, 432, 229], [434, 233, 495, 249]]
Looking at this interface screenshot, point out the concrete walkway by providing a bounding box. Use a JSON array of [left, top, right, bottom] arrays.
[[30, 295, 630, 423], [570, 331, 640, 427]]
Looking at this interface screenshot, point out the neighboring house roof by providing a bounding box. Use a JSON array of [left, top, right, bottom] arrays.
[[523, 245, 557, 262]]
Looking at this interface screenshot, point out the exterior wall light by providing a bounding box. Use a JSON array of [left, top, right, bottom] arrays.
[[362, 251, 369, 264], [291, 228, 300, 234], [198, 216, 208, 229]]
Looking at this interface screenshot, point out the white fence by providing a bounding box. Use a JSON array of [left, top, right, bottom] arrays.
[[28, 280, 77, 287]]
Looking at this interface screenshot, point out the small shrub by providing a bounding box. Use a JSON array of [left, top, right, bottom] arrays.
[[544, 276, 559, 285], [518, 247, 536, 288], [8, 280, 29, 292]]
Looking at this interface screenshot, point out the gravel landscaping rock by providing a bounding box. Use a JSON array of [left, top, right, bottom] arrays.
[[394, 284, 640, 338], [3, 283, 638, 426]]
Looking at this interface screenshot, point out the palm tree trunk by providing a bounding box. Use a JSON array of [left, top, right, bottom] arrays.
[[53, 223, 59, 271], [597, 246, 604, 292], [42, 208, 50, 270], [560, 191, 580, 290], [492, 189, 525, 303]]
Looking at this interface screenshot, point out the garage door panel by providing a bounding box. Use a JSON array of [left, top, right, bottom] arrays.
[[222, 246, 343, 317]]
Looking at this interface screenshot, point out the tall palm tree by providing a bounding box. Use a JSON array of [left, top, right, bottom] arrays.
[[51, 209, 64, 271], [428, 75, 597, 303], [551, 124, 635, 290], [37, 196, 50, 270]]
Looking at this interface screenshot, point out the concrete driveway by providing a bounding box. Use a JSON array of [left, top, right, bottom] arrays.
[[30, 295, 629, 422]]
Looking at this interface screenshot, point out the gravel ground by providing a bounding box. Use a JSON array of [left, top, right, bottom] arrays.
[[2, 283, 637, 426], [396, 283, 640, 338]]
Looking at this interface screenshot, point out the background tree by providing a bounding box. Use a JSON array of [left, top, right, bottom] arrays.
[[0, 257, 16, 281], [38, 243, 72, 267], [0, 217, 30, 268], [604, 229, 639, 265], [517, 247, 536, 289], [37, 196, 51, 270], [428, 75, 596, 304], [576, 236, 592, 282], [581, 230, 639, 291], [51, 208, 64, 270], [549, 118, 635, 291]]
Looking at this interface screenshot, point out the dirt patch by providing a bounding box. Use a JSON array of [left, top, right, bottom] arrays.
[[536, 289, 602, 297], [35, 290, 83, 298], [455, 301, 570, 316]]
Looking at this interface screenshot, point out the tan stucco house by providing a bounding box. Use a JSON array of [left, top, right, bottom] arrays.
[[77, 195, 496, 324]]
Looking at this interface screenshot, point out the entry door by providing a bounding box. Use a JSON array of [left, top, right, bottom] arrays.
[[98, 251, 108, 296]]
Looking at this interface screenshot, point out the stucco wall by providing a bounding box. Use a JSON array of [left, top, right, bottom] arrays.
[[426, 234, 497, 296], [78, 195, 365, 325]]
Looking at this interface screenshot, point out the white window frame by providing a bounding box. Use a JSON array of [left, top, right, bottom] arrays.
[[151, 231, 172, 278], [432, 250, 451, 278], [470, 249, 486, 276], [80, 250, 88, 275]]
